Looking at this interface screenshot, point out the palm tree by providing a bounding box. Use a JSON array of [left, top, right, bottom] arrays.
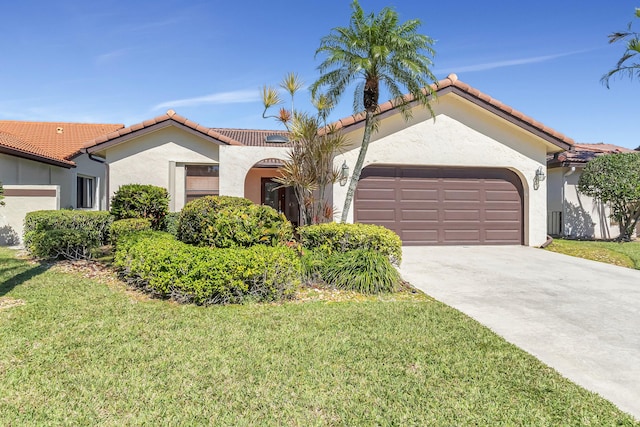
[[310, 0, 437, 222], [602, 8, 640, 88]]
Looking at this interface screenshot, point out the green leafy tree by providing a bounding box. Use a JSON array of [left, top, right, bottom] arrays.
[[602, 7, 640, 87], [262, 74, 348, 225], [0, 182, 5, 207], [578, 152, 640, 241], [310, 0, 437, 222]]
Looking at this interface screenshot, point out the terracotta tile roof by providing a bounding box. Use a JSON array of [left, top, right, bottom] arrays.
[[549, 143, 636, 167], [84, 110, 244, 150], [0, 120, 123, 165], [328, 73, 575, 149], [0, 130, 76, 167], [211, 128, 291, 147]]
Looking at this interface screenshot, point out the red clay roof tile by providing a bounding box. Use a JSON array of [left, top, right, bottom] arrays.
[[0, 120, 123, 165], [328, 73, 575, 148]]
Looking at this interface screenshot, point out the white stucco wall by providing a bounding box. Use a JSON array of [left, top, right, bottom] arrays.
[[0, 185, 59, 245], [219, 146, 291, 198], [548, 166, 619, 239], [104, 126, 222, 211], [332, 94, 551, 247]]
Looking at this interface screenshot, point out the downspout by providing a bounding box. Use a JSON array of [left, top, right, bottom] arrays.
[[561, 166, 576, 237], [86, 151, 109, 210]]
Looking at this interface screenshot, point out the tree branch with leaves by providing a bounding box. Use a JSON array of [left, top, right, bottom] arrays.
[[602, 7, 640, 87]]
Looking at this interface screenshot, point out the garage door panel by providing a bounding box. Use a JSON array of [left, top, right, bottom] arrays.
[[443, 209, 481, 221], [401, 229, 439, 244], [356, 208, 396, 221], [400, 188, 438, 201], [485, 189, 521, 201], [443, 189, 481, 201], [401, 209, 439, 221], [354, 165, 523, 246]]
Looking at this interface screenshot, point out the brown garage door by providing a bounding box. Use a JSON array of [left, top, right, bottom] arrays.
[[354, 166, 523, 245]]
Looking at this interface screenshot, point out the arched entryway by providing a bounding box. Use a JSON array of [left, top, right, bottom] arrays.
[[243, 158, 300, 227]]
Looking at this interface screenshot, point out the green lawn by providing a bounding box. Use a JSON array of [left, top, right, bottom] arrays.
[[0, 248, 637, 425], [545, 238, 640, 269]]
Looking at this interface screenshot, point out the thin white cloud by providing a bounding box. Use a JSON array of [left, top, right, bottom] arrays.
[[95, 48, 130, 65], [152, 90, 261, 111], [437, 50, 591, 74]]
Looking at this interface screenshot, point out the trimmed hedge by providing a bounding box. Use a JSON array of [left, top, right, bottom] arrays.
[[178, 195, 293, 248], [298, 222, 402, 265], [109, 218, 152, 245], [114, 232, 301, 305], [28, 229, 100, 260], [110, 184, 169, 229], [24, 210, 113, 259]]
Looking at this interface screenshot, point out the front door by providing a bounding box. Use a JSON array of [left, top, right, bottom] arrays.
[[261, 178, 300, 227]]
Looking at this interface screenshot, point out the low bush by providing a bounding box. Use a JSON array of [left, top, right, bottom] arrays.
[[298, 222, 402, 265], [114, 232, 301, 305], [178, 195, 293, 248], [109, 218, 152, 245], [110, 184, 169, 229], [28, 229, 100, 260], [23, 210, 113, 259], [322, 249, 401, 294]]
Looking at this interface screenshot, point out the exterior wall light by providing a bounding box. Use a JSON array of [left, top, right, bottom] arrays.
[[339, 161, 349, 186], [533, 166, 546, 190]]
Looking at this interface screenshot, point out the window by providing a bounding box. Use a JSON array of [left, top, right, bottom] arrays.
[[185, 164, 219, 203], [77, 176, 94, 209]]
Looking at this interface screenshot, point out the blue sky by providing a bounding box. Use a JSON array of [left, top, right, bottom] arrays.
[[1, 1, 637, 148]]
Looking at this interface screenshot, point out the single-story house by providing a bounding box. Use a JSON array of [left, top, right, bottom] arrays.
[[0, 121, 124, 245], [547, 143, 637, 239], [1, 74, 575, 247]]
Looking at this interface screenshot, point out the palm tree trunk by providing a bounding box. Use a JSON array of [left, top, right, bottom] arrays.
[[340, 111, 375, 222]]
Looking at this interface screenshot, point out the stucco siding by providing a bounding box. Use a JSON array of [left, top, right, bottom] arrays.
[[105, 126, 221, 209], [333, 94, 549, 246], [0, 185, 59, 245], [244, 168, 280, 205]]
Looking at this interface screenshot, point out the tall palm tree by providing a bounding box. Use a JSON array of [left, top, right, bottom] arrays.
[[602, 8, 640, 88], [310, 0, 437, 222]]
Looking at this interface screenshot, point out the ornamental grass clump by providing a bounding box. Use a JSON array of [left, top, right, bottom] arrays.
[[322, 249, 401, 294]]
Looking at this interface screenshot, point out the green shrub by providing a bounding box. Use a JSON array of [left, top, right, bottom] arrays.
[[178, 195, 293, 248], [114, 232, 301, 305], [110, 184, 169, 229], [322, 249, 401, 294], [163, 212, 180, 236], [298, 222, 402, 265], [23, 210, 113, 251], [28, 229, 100, 260], [109, 218, 152, 245]]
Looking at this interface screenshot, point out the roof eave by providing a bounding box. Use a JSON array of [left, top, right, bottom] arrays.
[[0, 146, 75, 168]]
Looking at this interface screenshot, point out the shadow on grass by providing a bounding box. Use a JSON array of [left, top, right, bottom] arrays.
[[0, 262, 51, 297]]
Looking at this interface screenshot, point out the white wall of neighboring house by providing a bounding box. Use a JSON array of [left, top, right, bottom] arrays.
[[547, 166, 620, 239], [0, 185, 60, 245], [331, 94, 551, 247], [0, 152, 106, 245]]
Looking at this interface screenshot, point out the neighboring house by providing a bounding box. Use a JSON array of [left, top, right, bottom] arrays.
[[547, 143, 636, 239], [84, 74, 572, 247], [1, 73, 574, 247], [0, 121, 123, 244]]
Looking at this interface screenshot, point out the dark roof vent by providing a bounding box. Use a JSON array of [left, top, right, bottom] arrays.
[[265, 134, 289, 144]]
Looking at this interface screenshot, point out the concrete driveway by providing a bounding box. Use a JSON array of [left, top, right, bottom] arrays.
[[399, 245, 640, 419]]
